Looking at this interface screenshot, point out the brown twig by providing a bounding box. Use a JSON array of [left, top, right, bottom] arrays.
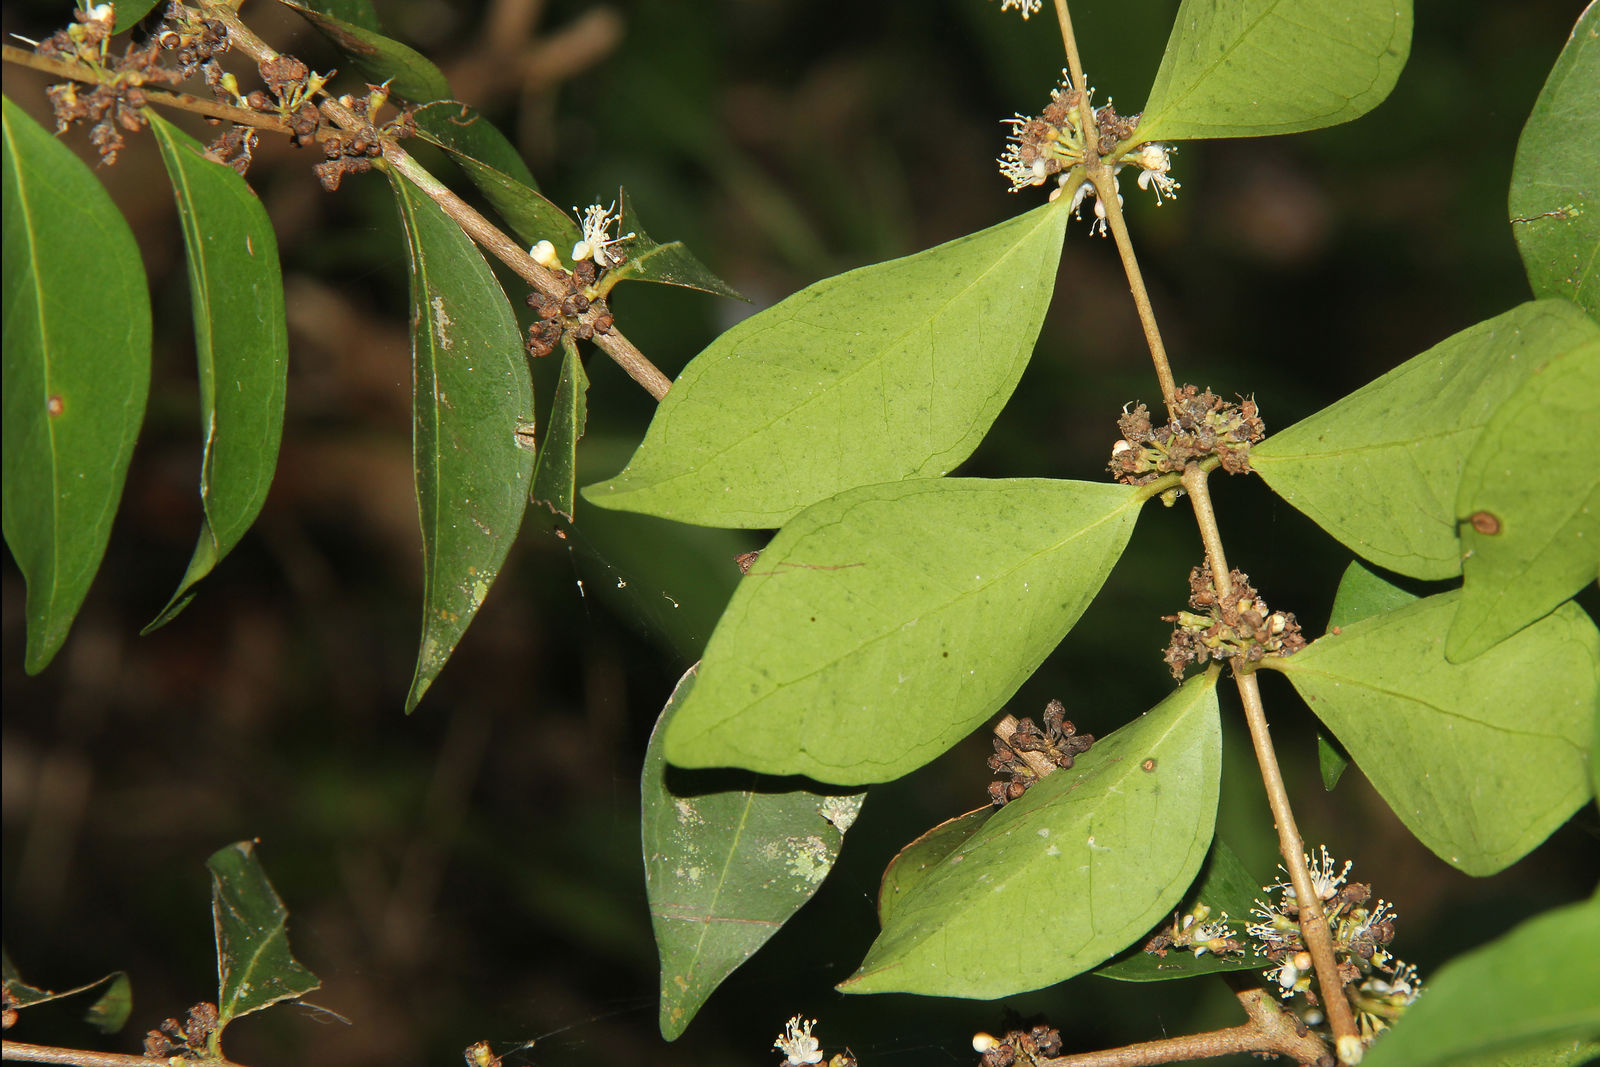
[[992, 714, 1060, 779], [2, 1041, 241, 1067]]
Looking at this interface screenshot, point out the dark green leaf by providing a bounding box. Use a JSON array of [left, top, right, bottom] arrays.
[[839, 676, 1221, 998], [206, 841, 320, 1029], [584, 202, 1070, 528], [1508, 4, 1599, 319], [1136, 0, 1411, 143], [644, 666, 864, 1040], [284, 0, 381, 32], [1, 95, 150, 674], [113, 0, 163, 33], [878, 806, 994, 927], [1271, 587, 1599, 875], [280, 2, 451, 103], [1361, 892, 1600, 1067], [2, 949, 132, 1032], [1316, 732, 1351, 791], [661, 479, 1144, 784], [603, 190, 744, 299], [143, 113, 288, 630], [387, 172, 536, 711], [1253, 300, 1600, 579], [1448, 340, 1600, 661], [530, 339, 588, 522], [1095, 838, 1271, 982]]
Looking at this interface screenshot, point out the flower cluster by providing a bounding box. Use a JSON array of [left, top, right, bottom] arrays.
[[986, 699, 1094, 805], [572, 201, 636, 269], [522, 202, 632, 357], [1108, 385, 1265, 486], [773, 1016, 855, 1067], [997, 71, 1094, 193], [1163, 561, 1306, 679], [1143, 902, 1246, 959], [990, 0, 1044, 18]]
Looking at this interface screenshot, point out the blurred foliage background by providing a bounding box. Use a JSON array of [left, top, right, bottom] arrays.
[[2, 0, 1596, 1064]]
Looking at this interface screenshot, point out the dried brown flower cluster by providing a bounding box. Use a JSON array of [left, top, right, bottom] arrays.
[[1109, 385, 1265, 485], [524, 257, 620, 358], [986, 699, 1094, 805], [1163, 561, 1305, 679]]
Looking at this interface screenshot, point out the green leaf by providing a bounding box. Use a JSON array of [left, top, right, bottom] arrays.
[[409, 102, 579, 249], [206, 841, 320, 1029], [1508, 4, 1599, 319], [280, 2, 451, 103], [1253, 300, 1600, 579], [1450, 1038, 1600, 1067], [1361, 892, 1600, 1067], [1316, 731, 1351, 791], [584, 202, 1070, 528], [643, 666, 864, 1040], [839, 676, 1221, 998], [661, 478, 1144, 784], [531, 340, 589, 522], [1135, 0, 1411, 143], [603, 190, 744, 299], [2, 950, 132, 1033], [387, 172, 536, 712], [113, 0, 163, 33], [286, 0, 381, 32], [1, 95, 151, 674], [143, 113, 288, 630], [1448, 340, 1600, 660], [1270, 587, 1599, 875], [878, 806, 995, 927]]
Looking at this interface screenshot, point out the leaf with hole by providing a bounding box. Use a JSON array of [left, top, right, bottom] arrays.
[[1253, 300, 1600, 579], [1508, 3, 1599, 319], [660, 478, 1144, 784], [2, 96, 151, 674], [388, 172, 536, 711], [839, 675, 1220, 998], [207, 841, 319, 1030], [584, 201, 1069, 528], [1135, 0, 1411, 143], [143, 113, 287, 630], [1270, 583, 1598, 875], [1448, 340, 1600, 661], [643, 665, 864, 1040], [281, 2, 451, 103]]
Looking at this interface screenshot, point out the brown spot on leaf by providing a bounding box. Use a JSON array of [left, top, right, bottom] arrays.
[[1469, 511, 1501, 535], [46, 395, 64, 417]]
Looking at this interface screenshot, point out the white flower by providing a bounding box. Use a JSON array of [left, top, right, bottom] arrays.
[[86, 3, 113, 23], [528, 240, 560, 269], [992, 0, 1043, 18], [570, 201, 635, 268], [1302, 844, 1353, 902], [775, 1016, 823, 1066], [1123, 142, 1181, 205]]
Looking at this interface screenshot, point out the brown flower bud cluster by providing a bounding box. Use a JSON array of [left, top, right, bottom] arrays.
[[1108, 385, 1265, 486], [144, 1000, 219, 1059], [1162, 562, 1305, 679], [524, 257, 620, 358], [974, 1023, 1062, 1067], [986, 699, 1094, 806]]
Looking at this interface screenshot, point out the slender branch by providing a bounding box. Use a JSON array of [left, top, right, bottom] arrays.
[[191, 0, 672, 400], [2, 1041, 241, 1067], [1050, 0, 1096, 138], [1085, 162, 1178, 408]]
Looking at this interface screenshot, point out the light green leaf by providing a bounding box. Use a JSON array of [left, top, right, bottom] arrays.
[[143, 113, 287, 630], [206, 841, 320, 1029], [1448, 340, 1600, 660], [1135, 0, 1411, 143], [1509, 3, 1599, 319], [1095, 838, 1271, 983], [644, 666, 864, 1040], [281, 2, 451, 103], [1, 95, 150, 674], [584, 202, 1069, 529], [1254, 300, 1600, 579], [1450, 1038, 1600, 1067], [387, 172, 536, 712], [531, 339, 588, 522], [1361, 892, 1600, 1067], [603, 190, 744, 300], [661, 478, 1144, 784], [877, 806, 994, 927], [839, 676, 1221, 998], [2, 950, 132, 1033], [1270, 587, 1598, 875], [409, 102, 579, 249]]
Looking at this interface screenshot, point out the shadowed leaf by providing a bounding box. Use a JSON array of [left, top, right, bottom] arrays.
[[206, 841, 319, 1028], [531, 340, 589, 522], [281, 2, 451, 103], [603, 190, 744, 299], [2, 951, 132, 1033], [878, 806, 993, 927]]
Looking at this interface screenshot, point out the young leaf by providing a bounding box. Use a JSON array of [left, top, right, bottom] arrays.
[[1, 950, 133, 1033], [660, 478, 1145, 784], [1095, 838, 1271, 983], [531, 340, 589, 522], [1269, 587, 1599, 875], [1508, 3, 1599, 319], [602, 191, 744, 299], [583, 202, 1070, 528], [387, 172, 536, 711], [206, 841, 320, 1029], [1253, 300, 1600, 579], [1135, 0, 1411, 143], [643, 666, 865, 1040], [839, 675, 1221, 999], [144, 113, 288, 630], [1360, 891, 1600, 1067], [1, 96, 151, 674], [878, 806, 993, 927], [409, 102, 580, 249], [1448, 341, 1600, 661], [280, 2, 451, 103]]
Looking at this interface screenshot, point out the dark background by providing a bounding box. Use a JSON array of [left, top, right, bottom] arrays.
[[3, 0, 1596, 1064]]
